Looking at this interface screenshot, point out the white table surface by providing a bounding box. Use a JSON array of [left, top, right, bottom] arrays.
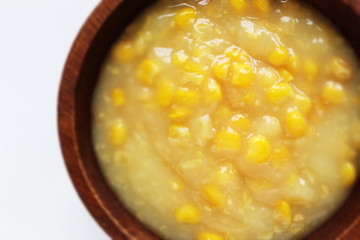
[[0, 0, 110, 239]]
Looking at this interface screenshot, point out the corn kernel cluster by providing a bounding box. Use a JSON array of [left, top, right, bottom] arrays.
[[93, 0, 359, 240]]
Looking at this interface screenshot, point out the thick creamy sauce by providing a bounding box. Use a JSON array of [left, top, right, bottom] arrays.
[[92, 0, 360, 239]]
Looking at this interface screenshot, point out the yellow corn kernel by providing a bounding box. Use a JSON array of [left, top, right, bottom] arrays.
[[269, 46, 289, 66], [277, 201, 292, 225], [294, 94, 312, 115], [111, 88, 125, 107], [198, 231, 224, 240], [172, 50, 189, 65], [175, 204, 201, 223], [229, 114, 250, 131], [231, 62, 254, 87], [254, 0, 270, 12], [286, 109, 307, 137], [303, 59, 318, 79], [204, 78, 223, 104], [156, 79, 175, 107], [267, 82, 294, 104], [174, 7, 198, 28], [259, 67, 281, 88], [321, 81, 346, 104], [287, 55, 300, 73], [169, 106, 191, 121], [214, 129, 242, 151], [246, 135, 271, 164], [271, 146, 290, 167], [278, 68, 294, 82], [213, 59, 230, 81], [341, 162, 357, 187], [109, 120, 126, 146], [203, 184, 225, 206], [113, 41, 134, 63], [330, 57, 352, 81], [174, 87, 200, 107], [229, 0, 247, 12], [137, 59, 160, 85]]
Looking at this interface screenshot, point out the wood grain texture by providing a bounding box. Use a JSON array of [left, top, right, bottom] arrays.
[[58, 0, 360, 239], [59, 0, 160, 239], [344, 0, 360, 14]]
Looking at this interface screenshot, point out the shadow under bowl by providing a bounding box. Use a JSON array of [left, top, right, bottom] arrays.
[[58, 0, 360, 239]]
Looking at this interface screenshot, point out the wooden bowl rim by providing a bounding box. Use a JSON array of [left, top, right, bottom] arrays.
[[58, 0, 149, 239]]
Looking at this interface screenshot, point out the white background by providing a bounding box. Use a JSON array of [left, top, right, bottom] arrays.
[[0, 0, 109, 239]]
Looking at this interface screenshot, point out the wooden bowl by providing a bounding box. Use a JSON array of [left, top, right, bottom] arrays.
[[58, 0, 360, 239]]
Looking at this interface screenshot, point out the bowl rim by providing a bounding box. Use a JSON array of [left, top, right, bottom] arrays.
[[58, 0, 122, 237], [58, 0, 159, 239], [58, 0, 360, 239]]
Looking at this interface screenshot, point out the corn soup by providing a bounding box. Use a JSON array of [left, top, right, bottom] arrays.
[[92, 0, 360, 239]]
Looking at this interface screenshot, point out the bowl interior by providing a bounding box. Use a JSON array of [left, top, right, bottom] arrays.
[[59, 0, 360, 239]]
